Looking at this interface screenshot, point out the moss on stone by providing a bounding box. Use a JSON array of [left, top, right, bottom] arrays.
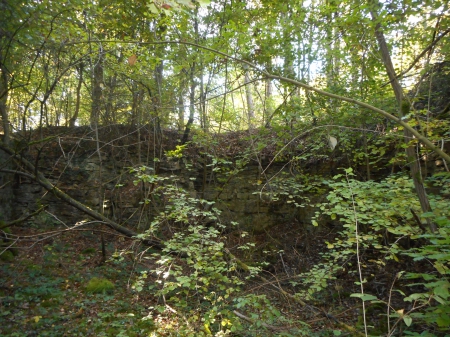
[[0, 250, 14, 262], [85, 277, 115, 294]]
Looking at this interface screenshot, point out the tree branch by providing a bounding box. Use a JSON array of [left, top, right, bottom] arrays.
[[387, 28, 450, 85], [65, 39, 450, 163]]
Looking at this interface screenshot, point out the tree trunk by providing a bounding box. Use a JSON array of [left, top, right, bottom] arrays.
[[182, 65, 196, 144], [244, 64, 255, 127], [69, 62, 83, 127], [0, 67, 9, 145], [370, 4, 436, 232], [91, 49, 104, 126], [325, 0, 339, 87], [264, 75, 274, 127], [177, 92, 185, 131], [199, 64, 208, 132], [105, 74, 118, 125]]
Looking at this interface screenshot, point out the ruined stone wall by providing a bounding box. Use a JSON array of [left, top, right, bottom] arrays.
[[66, 158, 307, 231], [0, 126, 404, 232], [0, 148, 14, 221], [2, 146, 321, 232]]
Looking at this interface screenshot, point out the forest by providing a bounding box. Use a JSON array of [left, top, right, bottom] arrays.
[[0, 0, 449, 336]]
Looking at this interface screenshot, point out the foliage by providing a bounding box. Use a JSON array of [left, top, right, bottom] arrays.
[[256, 171, 325, 207], [303, 169, 450, 334], [1, 0, 448, 135], [402, 214, 450, 330], [132, 168, 245, 335], [128, 166, 319, 336], [166, 144, 188, 158]]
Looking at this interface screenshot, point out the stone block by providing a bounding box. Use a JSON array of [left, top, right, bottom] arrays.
[[249, 213, 274, 233], [236, 192, 248, 200]]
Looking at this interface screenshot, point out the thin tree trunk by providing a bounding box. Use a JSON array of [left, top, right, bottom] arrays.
[[131, 85, 144, 164], [325, 0, 338, 87], [0, 68, 9, 145], [131, 81, 139, 127], [105, 74, 118, 125], [177, 92, 185, 131], [218, 60, 229, 133], [363, 124, 371, 181], [370, 4, 436, 232], [199, 65, 208, 131], [244, 64, 255, 127], [91, 49, 104, 126], [264, 75, 273, 128], [182, 65, 196, 144], [69, 63, 83, 127]]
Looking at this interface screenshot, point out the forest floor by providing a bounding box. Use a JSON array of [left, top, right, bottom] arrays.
[[1, 220, 410, 337], [1, 223, 159, 336]]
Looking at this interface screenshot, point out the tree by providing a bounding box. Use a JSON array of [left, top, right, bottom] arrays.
[[369, 0, 436, 231]]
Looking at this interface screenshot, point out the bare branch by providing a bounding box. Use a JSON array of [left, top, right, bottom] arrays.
[[392, 28, 450, 85]]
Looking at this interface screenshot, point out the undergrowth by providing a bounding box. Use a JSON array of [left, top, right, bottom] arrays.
[[1, 162, 449, 336]]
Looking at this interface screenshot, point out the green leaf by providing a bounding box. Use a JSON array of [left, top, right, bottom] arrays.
[[437, 313, 450, 327], [433, 295, 446, 304], [350, 293, 378, 301], [147, 3, 158, 13], [403, 315, 412, 327], [403, 293, 428, 302], [433, 262, 450, 274], [421, 212, 435, 218], [432, 282, 450, 299]]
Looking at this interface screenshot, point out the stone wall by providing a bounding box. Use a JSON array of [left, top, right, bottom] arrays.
[[1, 138, 323, 232], [0, 148, 14, 221], [0, 126, 415, 232], [201, 165, 315, 232]]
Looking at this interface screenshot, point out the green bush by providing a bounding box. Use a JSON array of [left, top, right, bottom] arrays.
[[131, 168, 272, 335], [304, 169, 450, 335]]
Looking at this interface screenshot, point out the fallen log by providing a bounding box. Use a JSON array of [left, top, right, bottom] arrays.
[[0, 141, 162, 248]]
